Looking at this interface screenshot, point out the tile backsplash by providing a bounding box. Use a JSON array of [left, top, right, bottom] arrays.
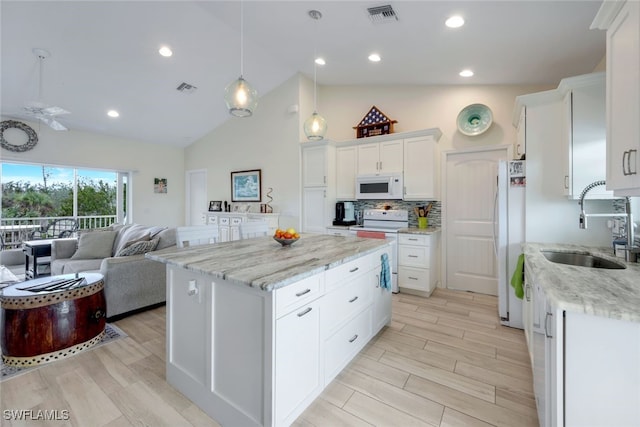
[[353, 200, 441, 228]]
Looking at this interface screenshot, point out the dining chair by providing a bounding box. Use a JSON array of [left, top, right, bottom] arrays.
[[239, 221, 269, 239], [176, 225, 219, 248]]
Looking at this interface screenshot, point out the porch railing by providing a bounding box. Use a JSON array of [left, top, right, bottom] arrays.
[[0, 215, 118, 250]]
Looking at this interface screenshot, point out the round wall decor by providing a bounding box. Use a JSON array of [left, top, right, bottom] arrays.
[[0, 120, 38, 152], [456, 104, 493, 136]]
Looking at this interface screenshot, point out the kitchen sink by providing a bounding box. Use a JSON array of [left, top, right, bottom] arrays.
[[541, 250, 626, 269]]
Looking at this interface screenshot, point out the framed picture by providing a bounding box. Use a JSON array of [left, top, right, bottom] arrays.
[[231, 169, 261, 202], [154, 178, 167, 194], [209, 200, 222, 212]]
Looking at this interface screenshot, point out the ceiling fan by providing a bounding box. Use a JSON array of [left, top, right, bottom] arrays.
[[22, 48, 70, 131]]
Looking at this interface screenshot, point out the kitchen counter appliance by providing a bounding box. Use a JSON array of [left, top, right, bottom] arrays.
[[333, 201, 356, 226], [349, 209, 409, 293]]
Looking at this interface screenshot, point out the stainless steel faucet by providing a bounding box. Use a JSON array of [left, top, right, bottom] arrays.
[[579, 180, 638, 262]]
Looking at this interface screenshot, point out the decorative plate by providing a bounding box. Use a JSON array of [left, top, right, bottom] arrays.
[[456, 104, 493, 136], [0, 120, 38, 152]]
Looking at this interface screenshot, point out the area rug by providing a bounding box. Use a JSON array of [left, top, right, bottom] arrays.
[[0, 323, 127, 382]]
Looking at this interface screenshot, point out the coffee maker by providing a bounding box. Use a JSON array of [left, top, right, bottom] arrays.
[[333, 201, 356, 226]]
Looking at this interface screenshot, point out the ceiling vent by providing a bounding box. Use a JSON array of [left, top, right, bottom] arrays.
[[367, 5, 398, 24], [176, 82, 197, 94]]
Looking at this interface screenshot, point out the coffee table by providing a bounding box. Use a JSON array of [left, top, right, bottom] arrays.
[[0, 273, 106, 367]]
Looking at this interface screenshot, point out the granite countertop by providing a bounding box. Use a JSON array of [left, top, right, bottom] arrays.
[[398, 227, 441, 235], [523, 242, 640, 322], [146, 234, 390, 292]]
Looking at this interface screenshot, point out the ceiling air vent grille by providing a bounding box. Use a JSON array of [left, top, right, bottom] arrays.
[[176, 82, 197, 94], [367, 5, 398, 24]]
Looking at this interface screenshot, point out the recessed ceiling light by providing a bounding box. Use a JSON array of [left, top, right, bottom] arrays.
[[315, 57, 326, 66], [107, 110, 120, 118], [445, 16, 465, 28], [158, 46, 173, 57], [459, 69, 474, 77], [368, 53, 381, 62]]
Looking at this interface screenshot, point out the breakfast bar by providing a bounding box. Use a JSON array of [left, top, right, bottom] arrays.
[[147, 234, 392, 427]]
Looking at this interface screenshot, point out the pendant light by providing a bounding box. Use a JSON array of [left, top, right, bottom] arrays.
[[304, 10, 327, 141], [224, 0, 257, 117]]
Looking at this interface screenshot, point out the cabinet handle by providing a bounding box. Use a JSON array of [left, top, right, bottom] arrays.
[[408, 238, 418, 241], [629, 149, 637, 175], [564, 175, 569, 189], [349, 267, 359, 273], [376, 274, 380, 288], [516, 143, 521, 157], [623, 151, 630, 176], [544, 312, 553, 338], [408, 255, 418, 258], [379, 161, 382, 171], [348, 334, 359, 343], [324, 175, 327, 184], [408, 276, 419, 280], [525, 283, 531, 302], [297, 307, 313, 317], [295, 288, 311, 297], [349, 296, 359, 303]]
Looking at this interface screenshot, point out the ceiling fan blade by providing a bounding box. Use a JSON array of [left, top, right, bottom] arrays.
[[41, 106, 70, 116], [38, 115, 68, 131]]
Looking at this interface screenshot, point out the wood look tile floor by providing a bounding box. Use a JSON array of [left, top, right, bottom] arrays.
[[0, 288, 538, 427]]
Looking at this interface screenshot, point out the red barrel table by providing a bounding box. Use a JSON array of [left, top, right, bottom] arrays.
[[0, 273, 106, 367]]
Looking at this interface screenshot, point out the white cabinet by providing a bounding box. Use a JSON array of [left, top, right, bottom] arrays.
[[275, 299, 322, 424], [594, 0, 640, 195], [558, 72, 611, 199], [371, 249, 392, 332], [522, 267, 534, 363], [357, 139, 403, 175], [397, 233, 439, 296], [515, 106, 526, 159], [205, 212, 280, 241], [326, 226, 351, 237], [403, 135, 439, 200], [336, 146, 357, 200], [301, 142, 335, 233]]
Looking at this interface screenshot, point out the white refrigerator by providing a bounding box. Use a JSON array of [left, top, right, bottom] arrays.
[[496, 160, 525, 329]]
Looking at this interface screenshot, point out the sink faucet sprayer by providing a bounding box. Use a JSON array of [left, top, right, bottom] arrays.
[[579, 180, 638, 262]]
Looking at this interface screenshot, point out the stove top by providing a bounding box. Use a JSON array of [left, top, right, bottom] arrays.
[[350, 209, 409, 233]]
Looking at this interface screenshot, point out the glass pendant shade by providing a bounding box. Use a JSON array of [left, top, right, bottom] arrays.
[[224, 76, 258, 117], [304, 111, 327, 141]]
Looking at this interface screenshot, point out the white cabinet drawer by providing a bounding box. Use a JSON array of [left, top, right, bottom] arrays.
[[399, 233, 431, 246], [325, 256, 372, 292], [325, 307, 373, 383], [398, 245, 430, 268], [323, 273, 372, 336], [220, 217, 230, 225], [231, 217, 243, 226], [398, 266, 432, 292], [275, 274, 323, 318], [207, 215, 218, 225]]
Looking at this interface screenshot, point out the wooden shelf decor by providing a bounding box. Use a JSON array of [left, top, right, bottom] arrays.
[[353, 105, 397, 138]]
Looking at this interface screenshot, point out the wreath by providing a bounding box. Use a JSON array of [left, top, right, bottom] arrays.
[[0, 120, 38, 152]]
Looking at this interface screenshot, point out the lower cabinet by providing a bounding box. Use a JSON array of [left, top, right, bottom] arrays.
[[165, 245, 392, 427], [397, 232, 439, 296], [525, 272, 640, 427]]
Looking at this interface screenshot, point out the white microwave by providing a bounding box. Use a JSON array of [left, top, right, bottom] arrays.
[[356, 173, 404, 200]]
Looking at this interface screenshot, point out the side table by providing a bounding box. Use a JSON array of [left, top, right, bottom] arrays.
[[0, 273, 106, 367], [23, 239, 54, 279]]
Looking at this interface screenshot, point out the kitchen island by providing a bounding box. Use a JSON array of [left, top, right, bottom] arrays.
[[147, 234, 392, 427]]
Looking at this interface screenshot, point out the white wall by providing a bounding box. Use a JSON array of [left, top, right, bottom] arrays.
[[184, 74, 302, 230], [0, 117, 184, 227]]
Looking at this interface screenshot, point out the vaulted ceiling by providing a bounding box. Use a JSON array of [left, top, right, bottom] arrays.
[[1, 1, 605, 147]]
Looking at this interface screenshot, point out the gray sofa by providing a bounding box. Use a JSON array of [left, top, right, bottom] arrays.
[[50, 224, 176, 319]]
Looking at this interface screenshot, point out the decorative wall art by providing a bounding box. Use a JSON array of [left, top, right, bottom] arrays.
[[231, 169, 261, 202], [0, 120, 38, 152], [154, 178, 167, 194], [353, 106, 397, 138]]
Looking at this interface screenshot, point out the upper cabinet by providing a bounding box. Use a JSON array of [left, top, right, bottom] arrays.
[[302, 145, 330, 187], [403, 135, 439, 200], [514, 72, 611, 199], [336, 146, 357, 200], [558, 72, 612, 199], [356, 140, 403, 175], [593, 0, 640, 195], [301, 142, 336, 233]]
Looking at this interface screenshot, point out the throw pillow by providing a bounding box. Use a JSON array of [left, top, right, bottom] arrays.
[[116, 238, 159, 257], [122, 232, 151, 249], [71, 230, 117, 260], [112, 224, 155, 255]]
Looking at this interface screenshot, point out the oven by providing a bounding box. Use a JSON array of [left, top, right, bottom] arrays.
[[348, 209, 409, 293]]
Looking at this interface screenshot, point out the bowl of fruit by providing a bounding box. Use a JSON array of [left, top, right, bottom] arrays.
[[273, 228, 300, 246]]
